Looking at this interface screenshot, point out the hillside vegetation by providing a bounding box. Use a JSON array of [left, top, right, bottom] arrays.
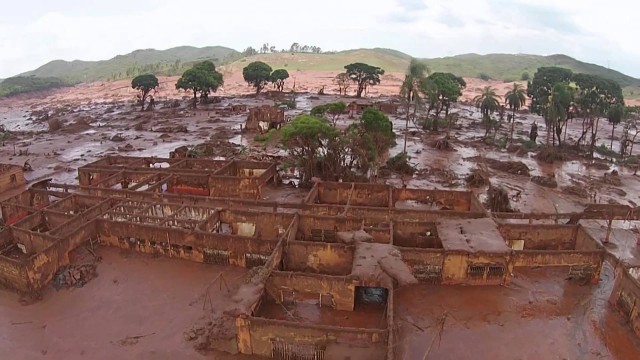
[[20, 46, 238, 83], [0, 76, 70, 97], [7, 46, 640, 98], [223, 48, 411, 73]]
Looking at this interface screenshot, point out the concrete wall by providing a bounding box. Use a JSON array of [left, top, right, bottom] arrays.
[[285, 241, 354, 275], [265, 271, 358, 311], [238, 316, 387, 357], [611, 266, 640, 338], [499, 224, 578, 250], [442, 252, 510, 285], [0, 165, 25, 193], [393, 221, 440, 248], [97, 220, 277, 267]]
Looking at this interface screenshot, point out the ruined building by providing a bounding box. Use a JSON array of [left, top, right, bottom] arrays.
[[0, 156, 638, 359]]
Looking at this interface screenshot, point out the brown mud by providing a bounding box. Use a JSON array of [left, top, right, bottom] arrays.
[[2, 72, 640, 359]]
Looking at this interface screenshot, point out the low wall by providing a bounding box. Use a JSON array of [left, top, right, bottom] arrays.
[[266, 271, 358, 311]]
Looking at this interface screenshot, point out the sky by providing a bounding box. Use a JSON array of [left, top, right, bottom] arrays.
[[0, 0, 638, 78]]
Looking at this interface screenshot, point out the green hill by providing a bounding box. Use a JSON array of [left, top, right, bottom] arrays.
[[7, 46, 640, 98], [423, 53, 639, 86], [224, 48, 413, 73], [19, 46, 239, 83]]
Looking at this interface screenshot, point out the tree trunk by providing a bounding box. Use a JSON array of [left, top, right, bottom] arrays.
[[545, 118, 552, 146], [356, 82, 364, 98], [141, 91, 146, 112], [403, 101, 410, 154], [509, 108, 516, 143], [192, 91, 197, 109], [610, 123, 616, 150]]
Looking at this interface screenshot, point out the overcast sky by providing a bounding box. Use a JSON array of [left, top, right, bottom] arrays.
[[0, 0, 637, 78]]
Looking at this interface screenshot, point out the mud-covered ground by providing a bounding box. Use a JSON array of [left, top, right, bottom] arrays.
[[396, 265, 640, 360], [2, 78, 640, 359]]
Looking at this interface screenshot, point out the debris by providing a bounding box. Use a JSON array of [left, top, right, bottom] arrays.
[[465, 168, 490, 187], [53, 263, 98, 290], [432, 136, 454, 151], [115, 332, 156, 346], [535, 146, 567, 164], [531, 175, 558, 188], [486, 184, 514, 212], [562, 185, 590, 199], [475, 157, 530, 177], [110, 133, 125, 142], [384, 153, 416, 175], [22, 159, 33, 172], [336, 230, 374, 245]]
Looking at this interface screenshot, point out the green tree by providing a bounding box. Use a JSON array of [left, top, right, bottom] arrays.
[[608, 103, 624, 150], [527, 67, 573, 146], [504, 83, 527, 143], [573, 73, 624, 156], [271, 69, 289, 92], [543, 83, 572, 146], [422, 72, 465, 132], [175, 61, 223, 108], [348, 108, 396, 177], [243, 61, 273, 94], [326, 102, 347, 126], [399, 59, 429, 152], [131, 74, 159, 111], [281, 115, 338, 183], [344, 62, 385, 98]]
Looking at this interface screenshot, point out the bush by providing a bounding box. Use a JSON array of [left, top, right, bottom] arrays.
[[624, 156, 639, 165], [521, 139, 538, 151], [595, 144, 619, 158], [385, 153, 415, 175], [421, 118, 448, 130], [254, 128, 277, 142], [479, 73, 491, 81], [521, 72, 530, 81]]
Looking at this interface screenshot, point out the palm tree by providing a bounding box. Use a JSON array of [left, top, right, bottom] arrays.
[[504, 83, 527, 144], [473, 86, 501, 137], [400, 59, 429, 153]]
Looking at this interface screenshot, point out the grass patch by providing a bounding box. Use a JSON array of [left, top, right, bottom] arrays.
[[254, 129, 278, 142], [595, 144, 619, 158]]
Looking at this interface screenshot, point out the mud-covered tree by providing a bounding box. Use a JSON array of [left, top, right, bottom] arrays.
[[270, 69, 289, 92], [608, 103, 624, 150], [573, 73, 624, 156], [527, 67, 573, 146], [400, 59, 429, 152], [543, 83, 572, 146], [504, 83, 527, 143], [473, 86, 501, 138], [281, 115, 338, 184], [334, 73, 351, 95], [243, 61, 273, 94], [175, 61, 223, 109], [131, 74, 159, 111], [421, 72, 465, 132], [346, 108, 396, 179], [345, 62, 385, 98]]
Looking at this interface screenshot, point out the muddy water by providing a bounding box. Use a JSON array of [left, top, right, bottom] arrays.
[[0, 247, 250, 360], [395, 265, 640, 360]]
